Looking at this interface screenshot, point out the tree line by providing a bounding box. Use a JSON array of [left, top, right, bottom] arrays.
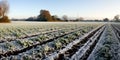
[[25, 10, 120, 22], [26, 10, 63, 22]]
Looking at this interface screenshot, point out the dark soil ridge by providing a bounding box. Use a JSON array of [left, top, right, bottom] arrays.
[[54, 25, 105, 60], [111, 24, 120, 40]]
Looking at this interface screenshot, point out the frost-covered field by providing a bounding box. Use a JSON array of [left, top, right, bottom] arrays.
[[0, 21, 119, 60]]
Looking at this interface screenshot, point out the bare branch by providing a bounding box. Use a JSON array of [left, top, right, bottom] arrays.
[[0, 0, 9, 17]]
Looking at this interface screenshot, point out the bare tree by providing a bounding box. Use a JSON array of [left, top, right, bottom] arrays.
[[76, 17, 84, 21], [114, 15, 120, 22], [0, 0, 10, 23], [62, 15, 68, 21], [0, 0, 9, 18]]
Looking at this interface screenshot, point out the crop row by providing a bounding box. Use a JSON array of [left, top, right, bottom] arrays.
[[111, 24, 120, 40], [0, 27, 80, 43], [54, 25, 105, 60], [88, 24, 120, 60], [0, 24, 101, 59], [0, 24, 82, 42]]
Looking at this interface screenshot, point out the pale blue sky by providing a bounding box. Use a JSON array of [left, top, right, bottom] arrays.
[[7, 0, 120, 19]]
